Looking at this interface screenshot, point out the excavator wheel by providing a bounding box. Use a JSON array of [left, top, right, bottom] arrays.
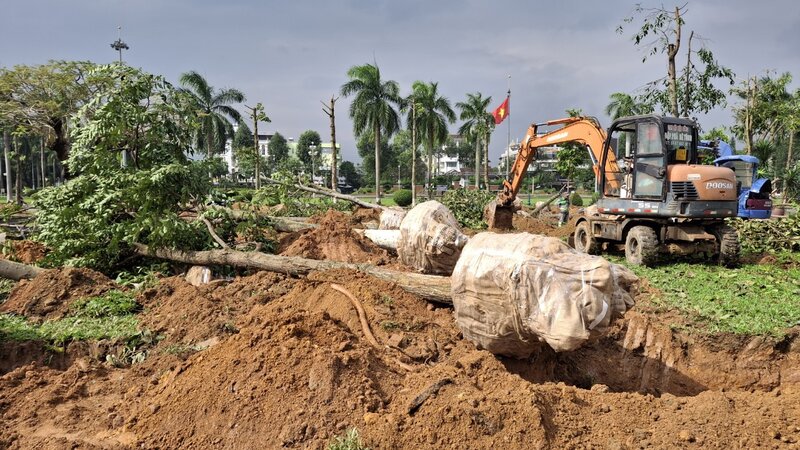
[[712, 224, 740, 267], [573, 221, 600, 255], [625, 226, 659, 266], [484, 200, 515, 230]]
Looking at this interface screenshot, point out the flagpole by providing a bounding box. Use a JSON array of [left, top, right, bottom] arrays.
[[506, 74, 511, 179]]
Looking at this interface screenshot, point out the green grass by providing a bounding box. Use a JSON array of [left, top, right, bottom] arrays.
[[0, 290, 142, 345], [613, 255, 800, 336], [0, 278, 16, 304], [328, 428, 370, 450]]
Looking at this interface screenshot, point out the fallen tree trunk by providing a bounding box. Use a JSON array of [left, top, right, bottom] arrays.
[[133, 244, 452, 304], [264, 178, 384, 210], [530, 185, 568, 216], [0, 258, 45, 280], [354, 229, 401, 250]]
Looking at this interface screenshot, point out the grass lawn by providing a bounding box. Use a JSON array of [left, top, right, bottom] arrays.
[[612, 254, 800, 336]]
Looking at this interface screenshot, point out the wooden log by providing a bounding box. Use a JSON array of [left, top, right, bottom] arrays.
[[132, 244, 453, 304], [0, 258, 45, 280]]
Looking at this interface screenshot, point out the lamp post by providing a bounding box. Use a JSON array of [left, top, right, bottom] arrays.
[[309, 143, 317, 185], [109, 26, 129, 64]]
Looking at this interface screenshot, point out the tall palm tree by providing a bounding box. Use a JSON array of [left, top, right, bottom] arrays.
[[407, 81, 456, 191], [180, 71, 245, 159], [604, 92, 646, 120], [341, 64, 401, 205], [456, 92, 492, 188]]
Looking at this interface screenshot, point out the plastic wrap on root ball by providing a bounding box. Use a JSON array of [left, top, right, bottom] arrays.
[[450, 232, 637, 357], [397, 201, 469, 275]]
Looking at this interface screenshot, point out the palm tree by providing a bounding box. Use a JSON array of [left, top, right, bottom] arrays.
[[407, 81, 456, 191], [179, 71, 245, 159], [605, 92, 647, 120], [340, 63, 401, 205], [456, 92, 492, 188]]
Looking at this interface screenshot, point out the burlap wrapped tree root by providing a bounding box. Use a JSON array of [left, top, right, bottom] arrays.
[[379, 207, 407, 230], [451, 232, 638, 357], [397, 201, 469, 275]]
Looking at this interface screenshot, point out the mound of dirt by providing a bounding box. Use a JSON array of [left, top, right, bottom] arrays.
[[512, 210, 577, 239], [0, 268, 117, 320], [281, 210, 391, 264], [2, 240, 48, 264], [137, 272, 295, 347]]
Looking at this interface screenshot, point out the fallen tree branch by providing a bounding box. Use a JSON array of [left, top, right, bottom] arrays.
[[0, 258, 46, 280], [200, 217, 230, 249], [407, 378, 453, 415], [530, 185, 568, 216], [204, 206, 317, 233], [132, 244, 452, 304], [264, 178, 384, 210], [330, 283, 380, 349]]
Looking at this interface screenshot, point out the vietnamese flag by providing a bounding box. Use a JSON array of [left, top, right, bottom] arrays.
[[492, 96, 509, 124]]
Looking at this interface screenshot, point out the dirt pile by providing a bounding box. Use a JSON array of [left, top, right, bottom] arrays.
[[513, 209, 577, 239], [0, 267, 117, 320], [2, 265, 800, 449], [281, 210, 391, 264], [2, 240, 48, 264]]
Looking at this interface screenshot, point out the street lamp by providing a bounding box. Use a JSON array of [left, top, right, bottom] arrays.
[[309, 143, 317, 185], [110, 26, 129, 64]]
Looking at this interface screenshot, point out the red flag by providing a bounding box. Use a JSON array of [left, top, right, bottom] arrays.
[[492, 96, 509, 124]]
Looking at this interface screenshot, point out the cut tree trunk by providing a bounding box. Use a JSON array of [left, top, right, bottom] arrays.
[[354, 229, 401, 250], [0, 259, 45, 280], [133, 244, 452, 304], [205, 206, 317, 232]]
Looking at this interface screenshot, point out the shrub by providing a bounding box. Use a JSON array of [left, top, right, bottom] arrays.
[[570, 192, 584, 206], [393, 189, 412, 207], [730, 210, 800, 254], [441, 189, 495, 229]]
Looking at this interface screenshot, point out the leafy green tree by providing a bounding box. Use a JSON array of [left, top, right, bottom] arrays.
[[340, 63, 401, 204], [356, 132, 397, 187], [555, 108, 591, 189], [408, 81, 456, 190], [456, 92, 492, 189], [179, 71, 245, 159], [267, 132, 289, 175], [35, 64, 213, 270], [296, 130, 322, 174], [392, 129, 426, 186], [618, 4, 734, 117], [339, 160, 362, 189], [233, 121, 254, 149], [731, 72, 793, 154], [605, 92, 651, 120]]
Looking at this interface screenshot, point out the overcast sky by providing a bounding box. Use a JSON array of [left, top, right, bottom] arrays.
[[2, 0, 798, 165]]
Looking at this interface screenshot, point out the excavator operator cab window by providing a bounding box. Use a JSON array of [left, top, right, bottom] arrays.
[[664, 123, 695, 164], [604, 124, 636, 198]]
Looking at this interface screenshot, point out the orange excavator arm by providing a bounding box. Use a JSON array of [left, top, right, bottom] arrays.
[[497, 117, 621, 206]]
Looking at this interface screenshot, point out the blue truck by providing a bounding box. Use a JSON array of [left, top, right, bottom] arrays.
[[700, 140, 772, 219]]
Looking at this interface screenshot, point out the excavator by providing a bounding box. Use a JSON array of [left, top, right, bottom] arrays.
[[485, 115, 741, 266]]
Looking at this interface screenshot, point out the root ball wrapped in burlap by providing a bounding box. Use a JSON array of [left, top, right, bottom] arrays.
[[397, 201, 469, 275], [451, 232, 636, 357]]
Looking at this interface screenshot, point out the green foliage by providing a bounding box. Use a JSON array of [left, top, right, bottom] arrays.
[[297, 130, 322, 173], [730, 212, 800, 254], [616, 256, 800, 336], [33, 64, 214, 271], [555, 145, 587, 184], [392, 189, 412, 207], [407, 81, 457, 186], [328, 428, 370, 450], [251, 170, 352, 217], [179, 70, 244, 157], [0, 279, 15, 304], [570, 192, 584, 206], [70, 290, 140, 318], [233, 121, 254, 149], [441, 189, 494, 229], [267, 132, 290, 174]]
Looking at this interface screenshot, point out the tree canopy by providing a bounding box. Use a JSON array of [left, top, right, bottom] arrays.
[[179, 70, 245, 158], [296, 129, 322, 174]]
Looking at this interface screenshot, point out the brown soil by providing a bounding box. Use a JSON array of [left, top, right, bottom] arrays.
[[0, 268, 117, 320], [3, 240, 49, 264], [512, 209, 578, 239], [2, 263, 800, 449], [281, 210, 390, 265]]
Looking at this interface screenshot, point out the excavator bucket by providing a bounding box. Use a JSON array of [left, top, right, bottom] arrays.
[[484, 200, 515, 230]]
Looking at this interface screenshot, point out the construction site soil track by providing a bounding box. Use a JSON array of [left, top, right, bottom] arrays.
[[1, 209, 799, 448]]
